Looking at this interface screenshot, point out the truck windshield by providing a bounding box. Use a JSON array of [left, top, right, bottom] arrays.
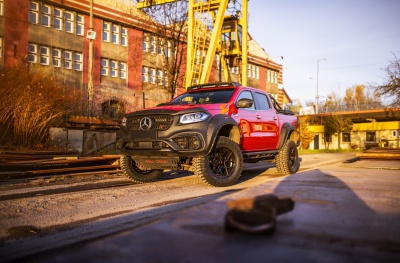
[[171, 89, 235, 105]]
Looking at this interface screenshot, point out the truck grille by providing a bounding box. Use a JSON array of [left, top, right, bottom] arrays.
[[127, 115, 174, 131]]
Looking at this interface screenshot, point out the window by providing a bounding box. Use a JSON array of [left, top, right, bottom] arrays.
[[164, 41, 172, 57], [29, 1, 39, 24], [119, 62, 127, 79], [39, 46, 50, 65], [101, 59, 109, 76], [342, 133, 351, 143], [236, 91, 255, 110], [150, 37, 155, 53], [27, 43, 37, 63], [103, 22, 111, 42], [149, 68, 155, 83], [0, 0, 4, 16], [41, 4, 51, 27], [52, 48, 61, 67], [142, 67, 148, 82], [74, 52, 83, 71], [76, 15, 84, 36], [27, 44, 82, 70], [110, 60, 118, 77], [392, 130, 400, 138], [254, 92, 270, 110], [65, 11, 74, 33], [142, 37, 148, 51], [255, 66, 259, 79], [101, 58, 126, 78], [112, 25, 119, 44], [64, 51, 72, 69], [156, 70, 163, 84], [53, 8, 63, 30], [121, 27, 128, 46], [163, 70, 168, 86], [366, 131, 376, 142], [157, 39, 163, 55], [248, 65, 257, 78]]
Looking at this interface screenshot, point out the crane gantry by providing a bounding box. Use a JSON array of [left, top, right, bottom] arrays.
[[137, 0, 248, 88]]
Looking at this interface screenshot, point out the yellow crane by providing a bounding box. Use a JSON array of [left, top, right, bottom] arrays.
[[137, 0, 248, 87]]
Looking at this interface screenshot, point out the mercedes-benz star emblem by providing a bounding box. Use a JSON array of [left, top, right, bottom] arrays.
[[140, 117, 152, 130]]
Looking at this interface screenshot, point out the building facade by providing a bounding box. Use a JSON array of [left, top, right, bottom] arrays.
[[0, 0, 289, 119], [301, 109, 400, 150]]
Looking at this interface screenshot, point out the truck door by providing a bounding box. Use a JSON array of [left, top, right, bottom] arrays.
[[253, 92, 279, 150], [231, 90, 267, 151]]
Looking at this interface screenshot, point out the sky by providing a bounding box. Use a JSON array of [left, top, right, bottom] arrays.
[[247, 0, 400, 104]]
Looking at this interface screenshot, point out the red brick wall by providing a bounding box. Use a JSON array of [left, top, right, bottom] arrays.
[[4, 0, 29, 66]]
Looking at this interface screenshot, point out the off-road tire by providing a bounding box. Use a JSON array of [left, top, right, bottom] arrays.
[[275, 139, 299, 175], [120, 155, 163, 183], [193, 136, 243, 187]]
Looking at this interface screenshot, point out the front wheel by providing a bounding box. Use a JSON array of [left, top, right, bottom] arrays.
[[120, 155, 163, 184], [275, 139, 300, 175], [193, 136, 243, 187]]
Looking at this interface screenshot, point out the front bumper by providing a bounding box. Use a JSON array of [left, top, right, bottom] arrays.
[[117, 118, 211, 158]]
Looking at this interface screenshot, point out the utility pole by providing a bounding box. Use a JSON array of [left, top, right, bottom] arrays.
[[88, 0, 94, 116], [316, 58, 326, 114], [241, 0, 248, 86]]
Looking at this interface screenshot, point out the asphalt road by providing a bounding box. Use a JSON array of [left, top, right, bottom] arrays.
[[1, 153, 399, 262]]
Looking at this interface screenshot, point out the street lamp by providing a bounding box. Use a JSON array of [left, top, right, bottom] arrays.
[[316, 58, 326, 114]]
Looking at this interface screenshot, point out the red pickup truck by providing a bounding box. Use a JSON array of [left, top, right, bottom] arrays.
[[117, 82, 300, 187]]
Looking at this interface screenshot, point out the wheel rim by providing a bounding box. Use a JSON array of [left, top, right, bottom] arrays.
[[288, 146, 297, 168], [209, 147, 235, 178]]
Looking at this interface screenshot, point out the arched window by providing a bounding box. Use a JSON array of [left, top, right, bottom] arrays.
[[101, 99, 126, 120]]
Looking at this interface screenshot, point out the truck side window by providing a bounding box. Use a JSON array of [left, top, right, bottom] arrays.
[[236, 91, 255, 110], [254, 92, 270, 110]]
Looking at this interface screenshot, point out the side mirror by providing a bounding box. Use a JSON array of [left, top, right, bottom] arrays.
[[237, 98, 253, 108]]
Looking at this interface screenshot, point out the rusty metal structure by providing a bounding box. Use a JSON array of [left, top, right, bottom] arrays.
[[137, 0, 249, 87]]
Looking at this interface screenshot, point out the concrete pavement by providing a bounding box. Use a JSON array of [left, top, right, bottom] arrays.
[[19, 153, 400, 262]]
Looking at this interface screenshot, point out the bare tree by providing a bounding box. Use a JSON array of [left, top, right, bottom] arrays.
[[322, 91, 343, 113], [140, 1, 188, 102], [374, 53, 400, 107]]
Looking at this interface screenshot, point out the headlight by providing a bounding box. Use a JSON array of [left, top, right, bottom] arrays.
[[179, 112, 209, 124]]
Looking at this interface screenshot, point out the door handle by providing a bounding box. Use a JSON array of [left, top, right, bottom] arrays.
[[257, 115, 262, 119], [273, 116, 278, 120]]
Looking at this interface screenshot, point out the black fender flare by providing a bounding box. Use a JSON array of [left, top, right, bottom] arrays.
[[278, 123, 296, 150], [203, 114, 241, 155]]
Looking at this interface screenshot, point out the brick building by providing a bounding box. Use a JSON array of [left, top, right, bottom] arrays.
[[0, 0, 289, 119]]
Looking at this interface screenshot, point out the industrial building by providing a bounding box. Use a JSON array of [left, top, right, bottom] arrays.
[[0, 0, 289, 119]]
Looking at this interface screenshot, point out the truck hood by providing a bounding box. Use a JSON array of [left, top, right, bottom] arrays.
[[126, 103, 230, 116]]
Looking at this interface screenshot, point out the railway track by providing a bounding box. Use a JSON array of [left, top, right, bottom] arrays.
[[0, 151, 121, 183]]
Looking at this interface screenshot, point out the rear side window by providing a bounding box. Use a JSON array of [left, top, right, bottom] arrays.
[[254, 92, 270, 110]]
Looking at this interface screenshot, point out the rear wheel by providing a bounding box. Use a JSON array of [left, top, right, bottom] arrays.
[[193, 136, 243, 187], [275, 140, 300, 175], [120, 155, 163, 183]]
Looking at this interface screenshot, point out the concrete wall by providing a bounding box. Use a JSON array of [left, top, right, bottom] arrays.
[[50, 128, 116, 154]]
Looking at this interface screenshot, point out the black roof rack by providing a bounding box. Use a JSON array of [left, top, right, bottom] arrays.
[[187, 82, 241, 91]]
